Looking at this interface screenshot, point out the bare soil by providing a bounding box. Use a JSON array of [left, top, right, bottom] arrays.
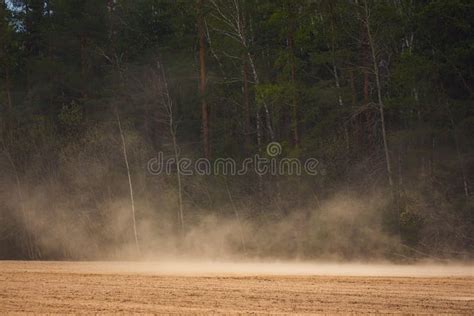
[[0, 261, 472, 314]]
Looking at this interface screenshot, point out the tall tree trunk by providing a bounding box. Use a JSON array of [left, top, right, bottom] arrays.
[[198, 0, 210, 159], [247, 52, 274, 142], [246, 51, 266, 205], [115, 108, 140, 254], [363, 0, 394, 188], [287, 4, 299, 147], [242, 55, 251, 149], [359, 4, 373, 149], [106, 0, 140, 255], [159, 64, 185, 235], [236, 2, 252, 150], [171, 114, 185, 234], [328, 3, 348, 150]]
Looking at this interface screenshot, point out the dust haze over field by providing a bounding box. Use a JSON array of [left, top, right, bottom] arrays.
[[0, 169, 471, 262], [0, 182, 417, 260], [7, 260, 470, 278]]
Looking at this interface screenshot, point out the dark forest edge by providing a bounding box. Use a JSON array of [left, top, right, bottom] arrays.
[[0, 0, 472, 261]]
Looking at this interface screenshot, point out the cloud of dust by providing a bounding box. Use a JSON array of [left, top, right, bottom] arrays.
[[0, 171, 400, 262], [0, 122, 470, 265]]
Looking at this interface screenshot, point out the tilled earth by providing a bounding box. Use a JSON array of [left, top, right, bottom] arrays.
[[0, 261, 473, 314]]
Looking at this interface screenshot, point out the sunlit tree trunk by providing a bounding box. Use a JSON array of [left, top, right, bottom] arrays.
[[247, 52, 274, 142], [115, 109, 140, 254]]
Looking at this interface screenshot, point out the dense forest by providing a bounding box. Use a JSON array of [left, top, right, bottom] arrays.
[[0, 0, 472, 261]]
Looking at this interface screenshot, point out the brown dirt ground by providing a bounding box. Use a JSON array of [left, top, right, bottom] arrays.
[[0, 261, 473, 314]]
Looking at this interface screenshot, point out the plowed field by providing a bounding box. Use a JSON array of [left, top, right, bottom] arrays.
[[1, 261, 472, 314]]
